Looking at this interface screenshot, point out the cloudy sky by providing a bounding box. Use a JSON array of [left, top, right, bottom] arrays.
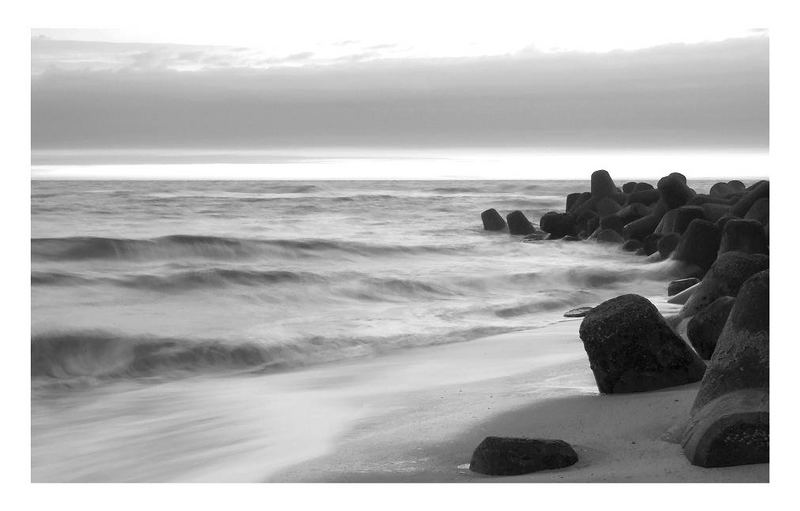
[[31, 20, 768, 158]]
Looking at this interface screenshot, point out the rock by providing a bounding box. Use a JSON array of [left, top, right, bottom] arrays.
[[622, 182, 637, 193], [672, 219, 721, 274], [682, 389, 769, 468], [667, 282, 699, 305], [622, 239, 643, 252], [506, 210, 537, 235], [657, 233, 681, 258], [564, 306, 593, 318], [687, 296, 736, 360], [591, 169, 617, 198], [561, 235, 582, 242], [654, 209, 679, 234], [636, 233, 662, 256], [673, 206, 706, 234], [567, 192, 592, 214], [539, 212, 577, 239], [668, 277, 700, 297], [634, 182, 654, 192], [595, 197, 621, 217], [744, 197, 769, 225], [595, 229, 625, 244], [731, 181, 769, 217], [469, 437, 579, 475], [729, 180, 746, 192], [599, 215, 625, 235], [575, 210, 599, 237], [565, 192, 583, 212], [623, 214, 660, 240], [710, 181, 746, 199], [701, 203, 731, 223], [689, 194, 737, 206], [657, 172, 695, 209], [715, 215, 737, 231], [692, 270, 769, 413], [718, 219, 768, 256], [626, 188, 660, 207], [481, 208, 507, 231], [578, 294, 706, 393], [615, 203, 650, 225], [679, 251, 769, 319]]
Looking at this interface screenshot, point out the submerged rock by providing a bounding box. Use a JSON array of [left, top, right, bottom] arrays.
[[506, 210, 537, 235], [578, 294, 706, 393], [481, 208, 507, 231], [469, 437, 578, 476]]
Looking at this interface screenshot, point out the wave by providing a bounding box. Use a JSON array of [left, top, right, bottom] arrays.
[[31, 235, 473, 262], [31, 325, 520, 385]]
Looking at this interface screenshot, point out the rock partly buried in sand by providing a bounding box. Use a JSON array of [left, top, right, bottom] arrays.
[[506, 210, 537, 235], [672, 219, 721, 275], [481, 208, 507, 231], [718, 218, 768, 256], [469, 437, 578, 476], [578, 294, 707, 394], [564, 306, 593, 318], [682, 389, 769, 468], [678, 251, 769, 320], [687, 296, 736, 360], [691, 270, 769, 414], [668, 278, 700, 297]]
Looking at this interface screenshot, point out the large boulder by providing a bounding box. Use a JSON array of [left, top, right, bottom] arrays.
[[469, 437, 579, 475], [687, 296, 736, 360], [732, 181, 769, 217], [744, 197, 769, 225], [626, 188, 660, 207], [565, 192, 583, 212], [591, 169, 617, 198], [672, 219, 721, 275], [615, 203, 650, 225], [599, 215, 625, 235], [668, 277, 700, 297], [710, 180, 746, 199], [701, 203, 731, 223], [673, 206, 706, 234], [634, 182, 654, 192], [578, 294, 706, 393], [539, 212, 577, 239], [682, 389, 769, 468], [595, 197, 621, 217], [623, 214, 661, 241], [654, 208, 679, 234], [691, 270, 769, 413], [481, 208, 507, 231], [567, 192, 592, 214], [506, 210, 537, 235], [622, 182, 637, 193], [657, 172, 695, 209], [718, 219, 768, 256], [657, 233, 681, 258], [678, 251, 769, 319]]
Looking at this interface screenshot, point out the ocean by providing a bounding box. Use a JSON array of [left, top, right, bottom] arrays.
[[31, 176, 724, 481]]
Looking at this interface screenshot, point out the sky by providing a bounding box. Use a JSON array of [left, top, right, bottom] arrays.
[[30, 11, 769, 166]]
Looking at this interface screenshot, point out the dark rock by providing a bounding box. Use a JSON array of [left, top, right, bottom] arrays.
[[692, 270, 769, 413], [687, 296, 736, 360], [729, 180, 746, 191], [578, 294, 706, 393], [679, 251, 769, 319], [506, 210, 536, 235], [575, 210, 598, 235], [673, 206, 706, 235], [567, 192, 592, 214], [682, 389, 769, 468], [564, 306, 593, 318], [481, 208, 507, 231], [672, 219, 721, 274], [615, 203, 650, 225], [701, 203, 731, 223], [599, 215, 625, 235], [710, 182, 742, 199], [469, 437, 579, 476], [657, 233, 681, 258], [732, 181, 769, 217], [655, 209, 679, 234], [595, 229, 625, 244], [718, 219, 768, 256], [636, 233, 663, 256], [595, 197, 621, 217], [668, 277, 700, 297], [562, 235, 582, 242], [540, 212, 578, 239], [622, 239, 643, 252], [634, 182, 654, 192], [623, 214, 660, 240], [591, 169, 617, 198], [744, 198, 769, 225], [657, 172, 696, 209], [689, 194, 736, 206], [622, 182, 637, 193], [565, 192, 583, 212], [626, 188, 660, 206], [715, 215, 738, 231]]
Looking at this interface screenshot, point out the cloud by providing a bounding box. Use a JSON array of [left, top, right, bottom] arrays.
[[31, 36, 768, 151]]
